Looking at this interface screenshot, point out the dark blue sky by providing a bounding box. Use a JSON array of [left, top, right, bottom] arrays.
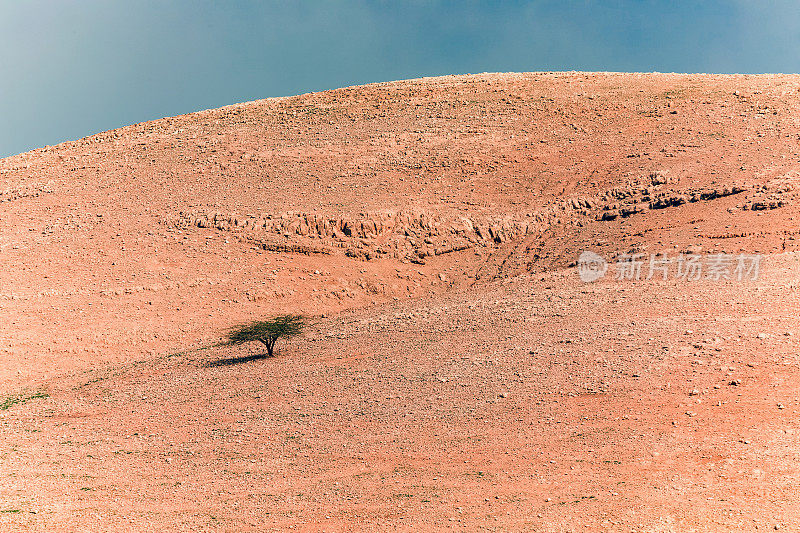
[[2, 1, 799, 157]]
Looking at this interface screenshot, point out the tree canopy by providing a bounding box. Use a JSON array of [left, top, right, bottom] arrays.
[[224, 314, 305, 357]]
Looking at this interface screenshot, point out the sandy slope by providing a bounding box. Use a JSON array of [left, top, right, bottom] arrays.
[[2, 72, 800, 530]]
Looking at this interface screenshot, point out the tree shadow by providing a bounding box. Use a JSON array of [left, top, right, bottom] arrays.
[[204, 353, 272, 367]]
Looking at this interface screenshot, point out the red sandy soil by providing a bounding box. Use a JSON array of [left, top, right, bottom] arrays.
[[1, 72, 800, 530]]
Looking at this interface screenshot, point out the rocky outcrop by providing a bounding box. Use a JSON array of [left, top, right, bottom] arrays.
[[163, 173, 762, 263], [735, 174, 799, 211], [168, 208, 550, 263], [597, 181, 747, 220]]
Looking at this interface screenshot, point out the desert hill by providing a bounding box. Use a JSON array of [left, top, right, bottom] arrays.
[[2, 72, 800, 529], [3, 72, 800, 386]]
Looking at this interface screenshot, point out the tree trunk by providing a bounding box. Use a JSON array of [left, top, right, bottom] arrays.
[[259, 338, 276, 357]]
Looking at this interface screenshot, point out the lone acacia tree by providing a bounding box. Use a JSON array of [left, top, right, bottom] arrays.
[[224, 315, 305, 358]]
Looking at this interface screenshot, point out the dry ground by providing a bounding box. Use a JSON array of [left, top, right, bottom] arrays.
[[2, 72, 800, 530], [4, 257, 800, 530]]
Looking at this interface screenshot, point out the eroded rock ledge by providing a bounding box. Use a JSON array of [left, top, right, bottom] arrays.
[[164, 172, 799, 263], [168, 208, 552, 263]]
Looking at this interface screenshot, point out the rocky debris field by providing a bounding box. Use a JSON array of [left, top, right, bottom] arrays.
[[2, 72, 800, 530], [3, 256, 800, 530]]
